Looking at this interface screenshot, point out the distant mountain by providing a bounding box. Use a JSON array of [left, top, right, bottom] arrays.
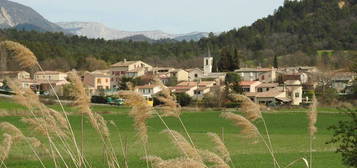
[[0, 0, 64, 32], [57, 21, 209, 41], [120, 34, 156, 42]]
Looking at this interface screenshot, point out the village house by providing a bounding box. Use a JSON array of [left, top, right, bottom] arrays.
[[239, 81, 262, 93], [245, 88, 289, 106], [186, 68, 204, 81], [0, 71, 31, 80], [280, 73, 309, 84], [256, 83, 279, 92], [135, 84, 165, 98], [153, 67, 189, 82], [170, 85, 198, 97], [110, 59, 153, 88], [34, 71, 68, 81], [235, 67, 277, 82], [83, 71, 111, 95], [284, 80, 303, 105], [331, 72, 356, 95]]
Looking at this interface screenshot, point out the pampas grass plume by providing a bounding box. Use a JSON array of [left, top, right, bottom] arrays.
[[0, 40, 38, 69], [207, 132, 231, 163], [221, 112, 260, 139]]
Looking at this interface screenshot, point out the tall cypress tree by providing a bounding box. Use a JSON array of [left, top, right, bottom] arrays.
[[218, 47, 231, 72], [232, 48, 240, 70], [273, 55, 278, 68]]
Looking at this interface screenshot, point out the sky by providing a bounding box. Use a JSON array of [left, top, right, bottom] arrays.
[[11, 0, 285, 34]]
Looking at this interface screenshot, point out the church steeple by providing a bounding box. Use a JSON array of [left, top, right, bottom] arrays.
[[204, 47, 213, 74]]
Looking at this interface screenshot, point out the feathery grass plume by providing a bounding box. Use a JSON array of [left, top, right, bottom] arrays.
[[307, 95, 318, 168], [0, 40, 38, 69], [307, 95, 318, 136], [229, 94, 261, 121], [221, 112, 260, 139], [154, 78, 181, 118], [67, 71, 110, 137], [118, 91, 153, 143], [199, 150, 230, 168], [0, 133, 13, 161], [145, 156, 207, 168], [207, 132, 231, 163], [162, 129, 202, 162], [0, 122, 25, 142], [68, 71, 120, 168]]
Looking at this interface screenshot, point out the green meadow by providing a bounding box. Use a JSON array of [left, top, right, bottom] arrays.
[[0, 97, 350, 168]]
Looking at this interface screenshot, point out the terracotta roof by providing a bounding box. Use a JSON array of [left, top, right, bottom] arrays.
[[111, 61, 140, 67], [256, 83, 279, 88], [35, 71, 66, 75], [239, 81, 259, 86], [235, 68, 273, 72], [255, 90, 284, 98], [135, 84, 160, 89]]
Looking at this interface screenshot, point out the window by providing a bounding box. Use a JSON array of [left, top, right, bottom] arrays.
[[194, 74, 198, 78], [97, 79, 102, 84], [295, 92, 300, 98], [258, 88, 263, 92], [206, 59, 209, 65], [105, 79, 109, 83]]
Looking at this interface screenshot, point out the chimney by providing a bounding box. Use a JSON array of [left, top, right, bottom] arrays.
[[124, 58, 127, 63]]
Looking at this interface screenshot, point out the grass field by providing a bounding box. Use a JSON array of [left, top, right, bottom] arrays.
[[0, 97, 351, 168]]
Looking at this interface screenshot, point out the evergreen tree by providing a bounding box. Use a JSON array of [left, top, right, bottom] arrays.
[[218, 47, 231, 72], [232, 48, 241, 70], [273, 55, 278, 68]]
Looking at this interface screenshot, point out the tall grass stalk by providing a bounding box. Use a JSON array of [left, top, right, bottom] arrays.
[[307, 95, 318, 168]]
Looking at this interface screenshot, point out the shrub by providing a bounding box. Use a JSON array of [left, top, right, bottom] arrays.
[[327, 110, 357, 167], [174, 93, 192, 106]]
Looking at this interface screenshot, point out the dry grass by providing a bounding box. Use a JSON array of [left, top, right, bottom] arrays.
[[229, 94, 262, 121], [154, 79, 181, 118], [0, 40, 38, 69], [118, 91, 153, 144], [207, 132, 232, 163], [199, 150, 230, 168], [146, 156, 207, 168], [220, 112, 260, 140], [162, 129, 202, 162]]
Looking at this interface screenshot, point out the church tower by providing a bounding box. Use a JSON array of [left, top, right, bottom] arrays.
[[204, 48, 213, 74]]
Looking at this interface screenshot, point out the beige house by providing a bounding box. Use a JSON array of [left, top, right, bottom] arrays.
[[256, 83, 279, 92], [284, 80, 303, 105], [34, 71, 68, 81], [246, 89, 289, 105], [83, 72, 111, 95], [186, 68, 204, 81], [153, 67, 189, 82], [110, 59, 153, 88], [235, 67, 277, 82], [170, 85, 198, 97], [0, 71, 30, 80], [239, 81, 262, 93]]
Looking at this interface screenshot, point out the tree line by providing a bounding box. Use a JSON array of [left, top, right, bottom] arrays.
[[0, 0, 356, 72]]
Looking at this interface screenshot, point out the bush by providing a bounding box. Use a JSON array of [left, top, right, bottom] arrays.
[[174, 93, 192, 106], [91, 96, 107, 104], [327, 110, 357, 167]]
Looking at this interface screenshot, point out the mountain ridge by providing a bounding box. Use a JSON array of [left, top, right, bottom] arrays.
[[0, 0, 64, 32], [57, 21, 210, 41]]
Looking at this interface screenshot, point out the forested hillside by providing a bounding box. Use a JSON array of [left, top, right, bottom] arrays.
[[1, 0, 356, 71]]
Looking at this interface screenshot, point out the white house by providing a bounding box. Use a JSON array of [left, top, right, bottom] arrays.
[[239, 81, 262, 93], [135, 84, 164, 98]]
